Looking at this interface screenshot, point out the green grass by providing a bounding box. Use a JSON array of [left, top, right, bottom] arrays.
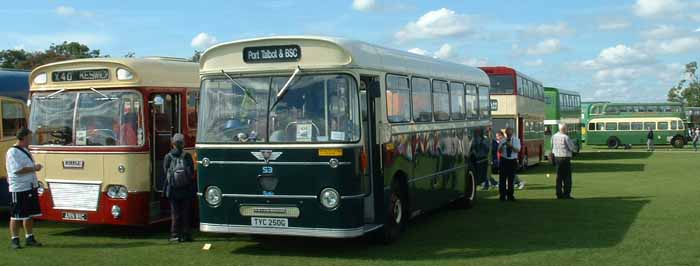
[[2, 148, 700, 266]]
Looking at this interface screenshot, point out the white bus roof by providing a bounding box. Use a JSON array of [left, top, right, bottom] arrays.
[[200, 36, 490, 86], [30, 57, 199, 91], [589, 117, 683, 123]]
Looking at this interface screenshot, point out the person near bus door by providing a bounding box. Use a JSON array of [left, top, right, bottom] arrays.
[[498, 127, 520, 201], [693, 128, 699, 152], [163, 134, 196, 242], [552, 124, 575, 199], [646, 127, 654, 151], [6, 128, 43, 249]]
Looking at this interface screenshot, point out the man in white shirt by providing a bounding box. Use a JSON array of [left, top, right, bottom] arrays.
[[6, 128, 43, 249], [551, 124, 576, 199], [498, 127, 520, 201]]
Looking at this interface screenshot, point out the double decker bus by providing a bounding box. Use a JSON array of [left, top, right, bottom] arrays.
[[581, 101, 607, 143], [479, 66, 543, 168], [28, 58, 199, 225], [586, 102, 686, 148], [1, 69, 30, 208], [544, 87, 581, 158], [196, 36, 491, 242]]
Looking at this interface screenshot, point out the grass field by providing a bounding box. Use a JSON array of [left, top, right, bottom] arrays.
[[1, 147, 699, 266]]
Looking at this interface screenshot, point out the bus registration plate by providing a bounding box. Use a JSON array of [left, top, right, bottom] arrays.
[[62, 212, 87, 221], [251, 217, 288, 228]]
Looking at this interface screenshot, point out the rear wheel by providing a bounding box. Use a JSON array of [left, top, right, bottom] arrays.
[[455, 170, 476, 209], [672, 136, 685, 148], [607, 137, 620, 149]]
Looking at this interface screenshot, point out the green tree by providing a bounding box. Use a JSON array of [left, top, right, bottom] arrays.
[[0, 41, 103, 70], [191, 50, 202, 62], [667, 61, 700, 107]]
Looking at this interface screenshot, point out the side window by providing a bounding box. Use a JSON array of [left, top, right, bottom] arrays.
[[187, 89, 199, 130], [449, 82, 466, 120], [671, 120, 678, 130], [386, 75, 411, 123], [644, 122, 656, 130], [411, 77, 432, 122], [597, 123, 605, 131], [619, 122, 631, 130], [478, 86, 490, 119], [432, 80, 450, 121], [588, 123, 596, 131], [606, 122, 618, 131], [631, 122, 643, 130], [2, 100, 26, 139], [465, 85, 478, 119], [658, 122, 668, 130]]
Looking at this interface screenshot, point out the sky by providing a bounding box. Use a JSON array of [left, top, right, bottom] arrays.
[[1, 0, 699, 102]]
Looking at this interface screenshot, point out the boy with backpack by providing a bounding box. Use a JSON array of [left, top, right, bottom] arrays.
[[164, 134, 196, 242]]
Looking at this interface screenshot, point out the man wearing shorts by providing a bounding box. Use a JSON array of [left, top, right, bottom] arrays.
[[6, 128, 43, 249]]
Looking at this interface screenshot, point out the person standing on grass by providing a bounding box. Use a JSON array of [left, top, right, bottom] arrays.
[[6, 128, 43, 249], [646, 127, 654, 152], [163, 134, 196, 243], [471, 128, 490, 191], [498, 127, 520, 201], [693, 128, 699, 152], [552, 124, 575, 199]]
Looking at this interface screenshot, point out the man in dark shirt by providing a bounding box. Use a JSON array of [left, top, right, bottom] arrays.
[[646, 128, 654, 152]]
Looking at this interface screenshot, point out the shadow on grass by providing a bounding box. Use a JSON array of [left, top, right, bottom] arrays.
[[228, 196, 650, 260], [575, 151, 652, 160], [521, 161, 644, 175]]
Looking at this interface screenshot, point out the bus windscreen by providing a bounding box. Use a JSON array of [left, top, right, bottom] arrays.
[[488, 75, 514, 94]]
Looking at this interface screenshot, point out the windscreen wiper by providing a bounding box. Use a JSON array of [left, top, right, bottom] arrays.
[[90, 88, 117, 101], [221, 70, 257, 104], [37, 89, 66, 100], [269, 66, 301, 111]]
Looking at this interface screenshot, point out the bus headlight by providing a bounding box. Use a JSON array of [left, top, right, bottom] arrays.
[[204, 186, 222, 207], [116, 68, 134, 80], [33, 72, 47, 84], [319, 188, 340, 210], [107, 185, 128, 199]]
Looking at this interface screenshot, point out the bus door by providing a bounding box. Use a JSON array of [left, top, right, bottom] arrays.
[[361, 76, 383, 225], [149, 93, 181, 220]]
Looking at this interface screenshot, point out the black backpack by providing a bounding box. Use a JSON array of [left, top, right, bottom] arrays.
[[167, 152, 191, 189]]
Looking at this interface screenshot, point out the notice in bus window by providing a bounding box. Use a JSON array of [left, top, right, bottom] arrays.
[[296, 123, 312, 142], [76, 130, 87, 146], [331, 131, 345, 141]]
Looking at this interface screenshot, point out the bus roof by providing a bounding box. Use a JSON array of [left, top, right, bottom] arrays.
[[597, 102, 682, 106], [544, 87, 580, 96], [30, 57, 199, 91], [200, 35, 490, 86], [0, 69, 30, 101], [589, 117, 684, 123], [478, 66, 542, 85]]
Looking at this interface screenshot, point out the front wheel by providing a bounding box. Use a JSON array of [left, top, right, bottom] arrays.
[[375, 181, 406, 244], [455, 170, 476, 209], [607, 137, 620, 149], [672, 136, 685, 148]]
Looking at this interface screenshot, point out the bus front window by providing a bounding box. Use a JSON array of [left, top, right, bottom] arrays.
[[30, 90, 144, 146], [488, 75, 514, 94], [198, 74, 360, 144]]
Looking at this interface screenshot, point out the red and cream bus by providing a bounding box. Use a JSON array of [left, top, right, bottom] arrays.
[[28, 58, 199, 225], [479, 66, 544, 168]]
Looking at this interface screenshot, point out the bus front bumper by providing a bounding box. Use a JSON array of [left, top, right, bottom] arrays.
[[200, 223, 382, 238]]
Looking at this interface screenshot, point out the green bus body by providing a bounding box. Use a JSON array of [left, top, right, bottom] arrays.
[[580, 101, 607, 142], [544, 87, 581, 157], [195, 36, 491, 240], [586, 118, 686, 148]]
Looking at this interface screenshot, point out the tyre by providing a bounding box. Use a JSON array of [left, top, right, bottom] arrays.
[[607, 137, 620, 149], [455, 170, 476, 209], [672, 136, 685, 149], [376, 180, 407, 244]]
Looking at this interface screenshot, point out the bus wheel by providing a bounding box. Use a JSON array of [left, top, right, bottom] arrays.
[[672, 136, 685, 148], [455, 170, 476, 209], [607, 137, 620, 149], [376, 180, 406, 244]]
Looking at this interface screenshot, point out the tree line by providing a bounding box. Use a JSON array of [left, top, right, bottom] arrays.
[[667, 62, 700, 107], [1, 42, 200, 70]]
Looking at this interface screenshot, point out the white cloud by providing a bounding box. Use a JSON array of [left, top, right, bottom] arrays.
[[593, 67, 644, 81], [654, 37, 700, 54], [352, 0, 376, 11], [642, 25, 683, 39], [581, 44, 653, 69], [407, 48, 428, 56], [394, 8, 472, 42], [599, 21, 630, 31], [191, 32, 218, 49], [523, 22, 573, 36], [695, 27, 700, 32], [55, 5, 93, 17], [433, 43, 454, 59], [460, 57, 488, 67], [524, 59, 544, 67], [529, 39, 562, 55], [634, 0, 684, 18]]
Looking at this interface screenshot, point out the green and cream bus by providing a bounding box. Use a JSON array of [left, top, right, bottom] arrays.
[[195, 36, 491, 242], [586, 117, 686, 148], [544, 87, 581, 157]]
